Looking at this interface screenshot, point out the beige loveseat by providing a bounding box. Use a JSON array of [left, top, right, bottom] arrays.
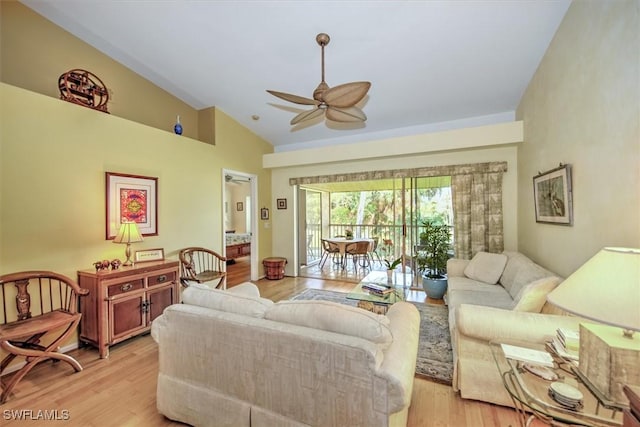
[[446, 251, 582, 406], [151, 283, 420, 427]]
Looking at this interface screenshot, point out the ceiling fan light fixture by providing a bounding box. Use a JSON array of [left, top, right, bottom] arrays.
[[267, 33, 370, 127]]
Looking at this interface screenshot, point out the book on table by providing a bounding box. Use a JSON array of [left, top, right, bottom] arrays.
[[556, 328, 580, 352], [500, 343, 555, 368], [361, 283, 393, 294], [550, 337, 579, 361]]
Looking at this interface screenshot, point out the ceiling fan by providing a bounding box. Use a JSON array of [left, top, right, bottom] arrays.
[[267, 33, 371, 126], [225, 174, 251, 184]]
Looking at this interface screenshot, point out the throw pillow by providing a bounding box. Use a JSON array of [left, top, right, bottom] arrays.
[[265, 300, 393, 347], [463, 252, 508, 285], [182, 283, 274, 318], [507, 263, 556, 300], [512, 277, 561, 312]]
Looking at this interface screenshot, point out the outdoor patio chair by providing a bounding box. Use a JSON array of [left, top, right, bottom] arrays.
[[345, 241, 371, 270], [319, 239, 341, 268]]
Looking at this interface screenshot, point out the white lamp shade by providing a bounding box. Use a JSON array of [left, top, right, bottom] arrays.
[[113, 222, 144, 244], [546, 247, 640, 332]]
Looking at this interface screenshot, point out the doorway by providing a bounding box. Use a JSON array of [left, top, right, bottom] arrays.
[[222, 169, 259, 283]]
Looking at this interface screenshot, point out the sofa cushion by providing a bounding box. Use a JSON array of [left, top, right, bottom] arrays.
[[507, 263, 557, 300], [182, 283, 274, 318], [447, 276, 505, 293], [498, 252, 533, 293], [512, 277, 561, 312], [447, 287, 515, 312], [265, 300, 393, 347], [463, 252, 508, 285]]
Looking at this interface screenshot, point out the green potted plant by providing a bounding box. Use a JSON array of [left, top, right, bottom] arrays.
[[379, 239, 402, 282], [382, 256, 402, 270], [416, 219, 452, 299]]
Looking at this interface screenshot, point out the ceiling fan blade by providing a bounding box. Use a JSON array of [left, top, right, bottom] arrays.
[[291, 107, 325, 125], [322, 81, 371, 108], [326, 106, 367, 123], [266, 90, 319, 106]]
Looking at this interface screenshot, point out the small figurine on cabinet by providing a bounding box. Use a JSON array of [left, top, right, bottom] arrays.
[[110, 259, 122, 270], [93, 260, 110, 271]]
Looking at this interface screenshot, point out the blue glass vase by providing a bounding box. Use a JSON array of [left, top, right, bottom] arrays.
[[174, 116, 183, 135]]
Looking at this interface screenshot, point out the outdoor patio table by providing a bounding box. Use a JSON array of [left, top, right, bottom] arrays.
[[324, 237, 374, 268]]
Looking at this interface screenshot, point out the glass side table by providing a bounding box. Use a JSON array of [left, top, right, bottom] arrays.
[[491, 341, 626, 427]]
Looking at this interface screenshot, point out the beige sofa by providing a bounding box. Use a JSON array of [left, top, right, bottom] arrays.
[[446, 251, 582, 406], [151, 282, 420, 427]]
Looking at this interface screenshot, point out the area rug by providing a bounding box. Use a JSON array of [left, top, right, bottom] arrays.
[[289, 288, 453, 385]]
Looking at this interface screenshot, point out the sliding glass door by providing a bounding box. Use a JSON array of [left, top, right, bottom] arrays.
[[297, 188, 323, 267], [404, 176, 453, 284], [297, 176, 452, 284]]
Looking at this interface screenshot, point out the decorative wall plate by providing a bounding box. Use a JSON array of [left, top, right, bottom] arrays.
[[58, 69, 110, 113]]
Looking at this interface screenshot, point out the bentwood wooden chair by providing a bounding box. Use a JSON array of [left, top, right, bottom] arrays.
[[179, 247, 227, 289], [0, 271, 89, 403]]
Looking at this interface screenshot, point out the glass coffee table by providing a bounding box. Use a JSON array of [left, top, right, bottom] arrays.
[[347, 270, 413, 313]]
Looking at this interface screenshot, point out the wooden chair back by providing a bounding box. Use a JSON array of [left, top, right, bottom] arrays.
[[345, 241, 371, 269], [345, 241, 370, 255], [321, 239, 340, 253], [0, 270, 87, 326], [179, 247, 227, 289]]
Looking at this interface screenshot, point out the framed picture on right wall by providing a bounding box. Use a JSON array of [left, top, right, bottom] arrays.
[[533, 164, 573, 225]]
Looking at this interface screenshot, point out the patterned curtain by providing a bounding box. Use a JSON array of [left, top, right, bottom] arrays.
[[288, 162, 507, 186], [451, 172, 504, 259]]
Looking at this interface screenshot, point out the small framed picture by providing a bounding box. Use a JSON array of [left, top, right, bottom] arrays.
[[533, 164, 573, 225], [277, 198, 287, 210], [134, 248, 165, 263], [237, 202, 243, 211], [261, 207, 269, 220]]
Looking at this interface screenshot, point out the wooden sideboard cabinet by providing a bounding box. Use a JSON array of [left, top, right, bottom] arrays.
[[226, 243, 251, 260], [78, 260, 179, 358]]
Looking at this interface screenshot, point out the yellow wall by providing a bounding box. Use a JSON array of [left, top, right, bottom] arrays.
[[0, 1, 273, 364], [0, 82, 273, 363], [0, 1, 201, 141], [0, 0, 274, 279], [0, 82, 273, 277], [516, 0, 640, 277]]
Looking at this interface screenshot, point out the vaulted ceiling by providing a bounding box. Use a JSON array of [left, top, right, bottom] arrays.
[[22, 0, 571, 151]]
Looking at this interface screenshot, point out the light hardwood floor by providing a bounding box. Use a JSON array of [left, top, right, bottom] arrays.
[[0, 262, 525, 427]]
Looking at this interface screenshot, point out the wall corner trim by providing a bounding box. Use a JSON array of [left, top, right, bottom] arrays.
[[263, 121, 523, 169]]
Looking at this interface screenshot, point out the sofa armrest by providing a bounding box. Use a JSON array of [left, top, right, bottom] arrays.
[[378, 302, 420, 413], [447, 258, 469, 278], [456, 303, 582, 343], [226, 282, 261, 297]]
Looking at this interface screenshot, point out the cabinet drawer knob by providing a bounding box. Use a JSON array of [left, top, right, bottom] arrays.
[[156, 275, 167, 283], [120, 283, 133, 292]]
